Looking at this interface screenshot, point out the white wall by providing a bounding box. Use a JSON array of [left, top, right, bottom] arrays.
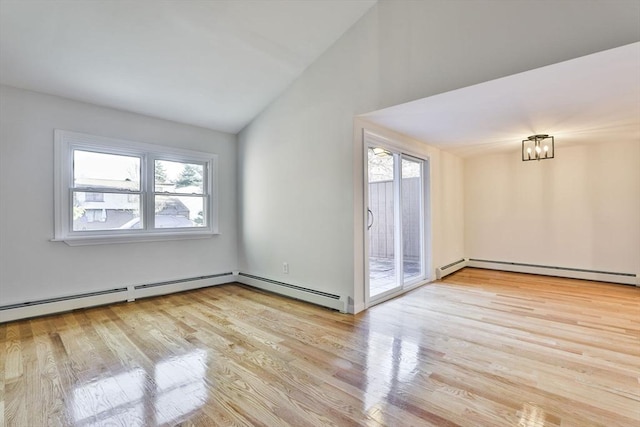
[[238, 0, 640, 311], [0, 85, 238, 305], [465, 141, 640, 275]]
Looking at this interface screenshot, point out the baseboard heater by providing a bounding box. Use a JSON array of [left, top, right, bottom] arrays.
[[1, 272, 237, 322], [0, 287, 129, 323], [131, 272, 235, 301], [436, 259, 467, 279], [467, 258, 638, 286], [238, 273, 348, 313], [134, 272, 233, 290], [0, 287, 127, 311]]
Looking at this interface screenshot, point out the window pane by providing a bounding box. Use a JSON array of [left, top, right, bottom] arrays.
[[154, 195, 205, 228], [73, 192, 141, 231], [155, 160, 203, 194], [74, 150, 140, 191]]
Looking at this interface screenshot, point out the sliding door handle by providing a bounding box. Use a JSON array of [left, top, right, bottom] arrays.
[[367, 208, 374, 230]]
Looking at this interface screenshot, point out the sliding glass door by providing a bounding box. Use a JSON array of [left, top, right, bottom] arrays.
[[366, 144, 426, 302]]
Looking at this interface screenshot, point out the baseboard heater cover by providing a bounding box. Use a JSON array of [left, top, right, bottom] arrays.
[[467, 259, 638, 285], [1, 272, 238, 322], [238, 273, 348, 313], [134, 272, 233, 290], [0, 287, 130, 323], [0, 287, 127, 311], [436, 258, 467, 279], [132, 272, 236, 301]]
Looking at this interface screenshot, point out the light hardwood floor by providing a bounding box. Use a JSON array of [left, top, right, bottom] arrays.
[[1, 268, 639, 426]]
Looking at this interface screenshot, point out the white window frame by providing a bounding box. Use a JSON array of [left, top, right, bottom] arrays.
[[53, 130, 218, 246]]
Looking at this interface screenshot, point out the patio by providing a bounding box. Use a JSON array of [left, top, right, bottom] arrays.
[[369, 257, 421, 297]]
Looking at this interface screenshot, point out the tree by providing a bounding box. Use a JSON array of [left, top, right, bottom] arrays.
[[73, 205, 85, 220], [193, 210, 204, 225], [368, 149, 394, 182], [175, 164, 202, 188], [367, 148, 420, 182], [155, 162, 168, 183]]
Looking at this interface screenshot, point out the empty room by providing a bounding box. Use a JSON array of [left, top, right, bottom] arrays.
[[1, 1, 639, 426]]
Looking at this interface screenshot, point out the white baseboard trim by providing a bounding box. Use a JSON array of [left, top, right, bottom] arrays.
[[467, 259, 638, 286], [0, 272, 237, 323], [236, 273, 349, 313]]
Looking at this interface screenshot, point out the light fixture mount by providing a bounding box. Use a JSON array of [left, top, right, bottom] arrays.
[[522, 134, 554, 161]]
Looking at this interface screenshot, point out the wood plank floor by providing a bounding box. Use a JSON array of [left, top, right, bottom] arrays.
[[1, 268, 639, 426]]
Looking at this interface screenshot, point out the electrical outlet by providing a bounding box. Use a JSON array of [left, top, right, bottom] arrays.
[[283, 262, 289, 274]]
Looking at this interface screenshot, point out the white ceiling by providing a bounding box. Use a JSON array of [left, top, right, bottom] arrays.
[[2, 2, 638, 154], [0, 0, 376, 133], [362, 42, 640, 157]]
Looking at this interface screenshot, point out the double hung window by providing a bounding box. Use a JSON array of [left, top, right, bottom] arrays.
[[54, 130, 218, 245]]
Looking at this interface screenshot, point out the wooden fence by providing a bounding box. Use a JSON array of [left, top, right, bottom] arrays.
[[368, 177, 421, 260]]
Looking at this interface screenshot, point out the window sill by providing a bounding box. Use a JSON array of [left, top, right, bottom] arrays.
[[51, 231, 218, 246]]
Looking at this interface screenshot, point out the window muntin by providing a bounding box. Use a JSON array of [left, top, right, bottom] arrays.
[[54, 130, 217, 245]]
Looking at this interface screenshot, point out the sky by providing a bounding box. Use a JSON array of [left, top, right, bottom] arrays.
[[73, 150, 199, 185]]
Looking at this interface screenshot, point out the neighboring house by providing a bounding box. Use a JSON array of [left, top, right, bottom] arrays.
[[73, 178, 193, 230]]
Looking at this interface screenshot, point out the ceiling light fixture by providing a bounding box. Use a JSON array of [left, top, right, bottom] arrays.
[[522, 134, 554, 161], [371, 147, 392, 157]]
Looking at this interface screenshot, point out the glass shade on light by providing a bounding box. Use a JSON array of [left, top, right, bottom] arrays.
[[371, 147, 392, 157]]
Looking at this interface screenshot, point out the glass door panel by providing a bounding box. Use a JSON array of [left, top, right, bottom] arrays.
[[367, 147, 399, 298], [401, 157, 424, 284]]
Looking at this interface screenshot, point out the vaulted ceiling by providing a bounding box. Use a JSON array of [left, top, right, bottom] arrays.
[[0, 0, 376, 133], [1, 1, 638, 156]]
